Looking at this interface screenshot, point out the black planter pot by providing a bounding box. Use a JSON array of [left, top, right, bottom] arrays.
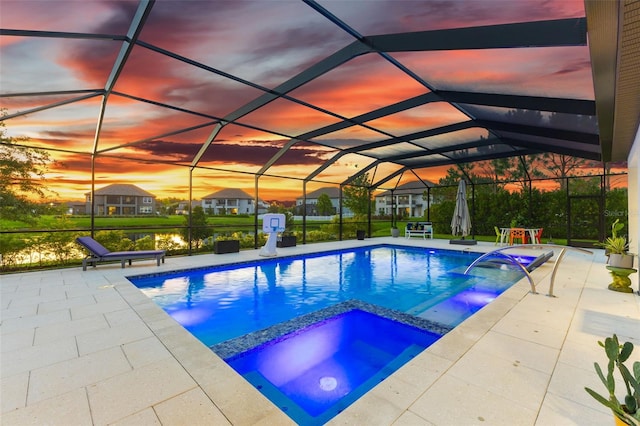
[[356, 230, 366, 240], [277, 235, 297, 248], [213, 240, 240, 254]]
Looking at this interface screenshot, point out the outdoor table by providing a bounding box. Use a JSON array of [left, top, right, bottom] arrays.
[[527, 228, 541, 244], [500, 227, 541, 245]]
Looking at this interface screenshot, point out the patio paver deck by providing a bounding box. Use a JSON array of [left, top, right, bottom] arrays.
[[2, 238, 639, 425]]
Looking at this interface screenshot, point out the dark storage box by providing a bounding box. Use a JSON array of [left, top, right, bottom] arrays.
[[277, 236, 297, 248], [214, 240, 240, 254]]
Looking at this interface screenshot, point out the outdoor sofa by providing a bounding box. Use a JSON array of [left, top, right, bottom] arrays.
[[76, 236, 166, 271], [405, 222, 433, 239]]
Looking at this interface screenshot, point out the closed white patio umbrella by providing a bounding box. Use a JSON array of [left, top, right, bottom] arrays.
[[451, 179, 473, 240]]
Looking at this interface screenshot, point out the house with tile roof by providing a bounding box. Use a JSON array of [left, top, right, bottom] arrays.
[[200, 188, 268, 215], [375, 180, 436, 218], [85, 184, 157, 216]]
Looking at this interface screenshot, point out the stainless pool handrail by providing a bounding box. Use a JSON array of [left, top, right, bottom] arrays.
[[463, 244, 593, 297]]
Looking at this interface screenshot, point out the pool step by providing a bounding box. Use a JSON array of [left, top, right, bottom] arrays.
[[407, 270, 519, 327], [406, 272, 482, 316], [416, 295, 490, 328]]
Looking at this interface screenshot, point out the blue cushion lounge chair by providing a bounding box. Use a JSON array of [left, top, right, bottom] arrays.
[[76, 236, 165, 271]]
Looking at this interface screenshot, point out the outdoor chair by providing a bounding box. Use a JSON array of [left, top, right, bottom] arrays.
[[533, 228, 544, 244], [509, 228, 527, 245], [76, 236, 166, 271], [494, 226, 501, 245]]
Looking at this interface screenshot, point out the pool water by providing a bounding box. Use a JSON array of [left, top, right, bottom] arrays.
[[129, 245, 524, 347], [226, 308, 441, 425]]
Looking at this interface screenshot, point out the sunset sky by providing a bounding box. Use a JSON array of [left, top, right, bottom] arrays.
[[0, 0, 601, 202]]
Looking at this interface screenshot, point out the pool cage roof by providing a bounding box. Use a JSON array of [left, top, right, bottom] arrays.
[[1, 0, 639, 193]]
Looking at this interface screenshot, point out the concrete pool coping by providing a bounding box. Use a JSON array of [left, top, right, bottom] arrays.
[[2, 237, 639, 425]]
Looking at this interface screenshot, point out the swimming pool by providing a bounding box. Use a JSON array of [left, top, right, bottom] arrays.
[[129, 244, 529, 424], [129, 245, 526, 347]]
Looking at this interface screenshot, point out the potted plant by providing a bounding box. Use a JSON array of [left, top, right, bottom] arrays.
[[584, 334, 640, 425], [277, 212, 296, 247], [597, 219, 634, 268], [213, 236, 240, 254]]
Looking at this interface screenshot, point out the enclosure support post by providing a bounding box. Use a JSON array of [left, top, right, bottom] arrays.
[[302, 181, 308, 245], [188, 168, 193, 256], [254, 175, 260, 249], [339, 184, 344, 241]]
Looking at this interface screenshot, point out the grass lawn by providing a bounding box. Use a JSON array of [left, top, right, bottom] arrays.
[[1, 215, 568, 245], [1, 215, 255, 231]]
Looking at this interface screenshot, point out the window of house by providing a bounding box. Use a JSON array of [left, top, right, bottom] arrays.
[[106, 195, 120, 204], [142, 197, 152, 204], [123, 196, 134, 204], [139, 206, 152, 214]]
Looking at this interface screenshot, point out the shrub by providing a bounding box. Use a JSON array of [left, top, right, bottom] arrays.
[[94, 230, 134, 251]]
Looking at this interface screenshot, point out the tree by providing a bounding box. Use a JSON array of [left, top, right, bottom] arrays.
[[156, 197, 182, 215], [316, 193, 334, 215], [181, 205, 210, 248], [0, 110, 55, 222], [438, 163, 475, 186], [541, 153, 586, 190], [541, 112, 590, 188], [505, 154, 545, 193], [267, 202, 287, 213], [343, 173, 372, 216], [477, 158, 512, 192]]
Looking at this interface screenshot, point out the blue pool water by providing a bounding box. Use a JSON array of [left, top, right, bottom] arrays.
[[129, 245, 525, 346], [226, 308, 441, 425]]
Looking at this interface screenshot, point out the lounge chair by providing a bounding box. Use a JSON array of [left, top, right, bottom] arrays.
[[76, 236, 165, 271]]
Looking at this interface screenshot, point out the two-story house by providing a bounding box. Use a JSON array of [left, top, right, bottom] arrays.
[[175, 200, 199, 215], [375, 180, 435, 218], [295, 187, 354, 217], [86, 184, 157, 216], [200, 188, 268, 215]]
